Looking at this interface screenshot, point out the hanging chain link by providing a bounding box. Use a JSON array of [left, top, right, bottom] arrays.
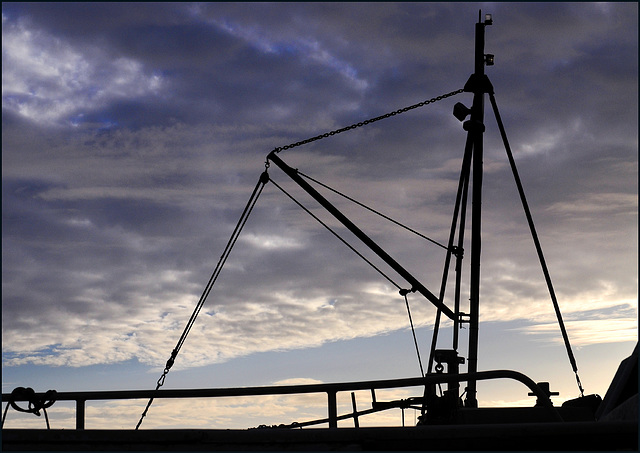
[[272, 89, 464, 153]]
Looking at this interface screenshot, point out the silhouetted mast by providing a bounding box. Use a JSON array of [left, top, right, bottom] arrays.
[[464, 11, 493, 408]]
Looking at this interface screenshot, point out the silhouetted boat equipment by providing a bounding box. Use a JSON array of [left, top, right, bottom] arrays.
[[2, 12, 637, 451]]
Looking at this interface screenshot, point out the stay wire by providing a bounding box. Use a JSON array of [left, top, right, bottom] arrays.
[[174, 172, 268, 356], [269, 178, 402, 291], [271, 177, 425, 375], [135, 171, 269, 429], [272, 174, 425, 377], [403, 293, 425, 377], [427, 132, 473, 374], [489, 93, 584, 397], [272, 171, 427, 378], [297, 171, 448, 251]]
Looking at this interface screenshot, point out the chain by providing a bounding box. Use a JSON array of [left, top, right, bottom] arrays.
[[135, 359, 172, 430], [272, 89, 464, 153]]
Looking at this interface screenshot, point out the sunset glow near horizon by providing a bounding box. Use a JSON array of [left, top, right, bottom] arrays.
[[2, 3, 637, 429]]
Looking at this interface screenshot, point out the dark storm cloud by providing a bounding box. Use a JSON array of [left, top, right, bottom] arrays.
[[2, 3, 637, 369]]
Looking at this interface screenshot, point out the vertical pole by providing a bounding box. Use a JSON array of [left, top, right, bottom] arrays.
[[465, 13, 489, 409], [453, 134, 473, 352], [76, 399, 85, 430], [327, 391, 338, 428], [350, 392, 360, 428], [428, 132, 473, 373]]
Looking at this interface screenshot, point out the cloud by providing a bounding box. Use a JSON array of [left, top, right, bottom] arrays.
[[519, 317, 638, 348], [2, 14, 163, 127], [2, 3, 637, 379], [547, 193, 637, 216]]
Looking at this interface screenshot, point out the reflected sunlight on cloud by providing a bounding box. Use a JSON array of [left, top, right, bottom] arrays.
[[2, 16, 162, 126], [202, 15, 369, 92], [517, 117, 586, 157], [241, 233, 304, 250], [546, 192, 638, 216], [519, 318, 637, 347]]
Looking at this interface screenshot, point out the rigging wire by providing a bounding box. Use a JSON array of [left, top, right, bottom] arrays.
[[427, 133, 473, 374], [269, 178, 402, 291], [402, 291, 425, 377], [272, 176, 427, 376], [298, 170, 448, 251], [489, 92, 585, 397], [135, 170, 270, 429]]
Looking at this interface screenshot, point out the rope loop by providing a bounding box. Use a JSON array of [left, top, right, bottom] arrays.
[[8, 387, 57, 416], [2, 387, 57, 429]]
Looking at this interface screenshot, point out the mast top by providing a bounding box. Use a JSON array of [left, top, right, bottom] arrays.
[[479, 9, 492, 25]]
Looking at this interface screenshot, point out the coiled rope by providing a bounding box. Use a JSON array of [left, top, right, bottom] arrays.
[[1, 387, 57, 429]]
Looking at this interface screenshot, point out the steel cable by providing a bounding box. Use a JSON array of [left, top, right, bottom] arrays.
[[403, 293, 425, 377], [135, 171, 269, 429], [298, 171, 448, 250], [489, 93, 584, 397], [269, 178, 402, 291]]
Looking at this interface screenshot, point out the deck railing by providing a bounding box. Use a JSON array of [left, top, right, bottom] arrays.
[[2, 370, 560, 430]]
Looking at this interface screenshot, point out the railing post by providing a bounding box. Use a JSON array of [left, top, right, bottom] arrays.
[[76, 399, 85, 430], [351, 392, 359, 428], [327, 391, 337, 428]]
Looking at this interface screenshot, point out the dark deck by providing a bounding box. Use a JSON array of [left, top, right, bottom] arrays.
[[3, 420, 637, 451]]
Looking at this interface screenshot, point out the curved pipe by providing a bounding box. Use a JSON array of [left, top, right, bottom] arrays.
[[3, 369, 563, 427]]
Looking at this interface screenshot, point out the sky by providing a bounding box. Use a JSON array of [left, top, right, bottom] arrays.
[[2, 2, 637, 430]]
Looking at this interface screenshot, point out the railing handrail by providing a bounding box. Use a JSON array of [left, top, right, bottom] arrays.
[[1, 370, 552, 402], [2, 370, 563, 429]]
